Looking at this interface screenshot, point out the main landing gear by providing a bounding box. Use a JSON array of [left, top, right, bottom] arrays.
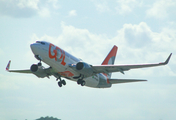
[[56, 76, 66, 87], [77, 76, 85, 86], [77, 79, 85, 86]]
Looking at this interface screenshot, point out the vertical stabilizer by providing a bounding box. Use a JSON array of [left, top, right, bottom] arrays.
[[101, 45, 118, 78]]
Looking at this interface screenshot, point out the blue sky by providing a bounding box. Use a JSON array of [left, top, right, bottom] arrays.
[[0, 0, 176, 120]]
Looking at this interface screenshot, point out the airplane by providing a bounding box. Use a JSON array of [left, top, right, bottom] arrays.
[[6, 41, 172, 88]]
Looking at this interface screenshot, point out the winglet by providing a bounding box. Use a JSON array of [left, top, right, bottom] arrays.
[[163, 53, 172, 65], [6, 60, 11, 71], [160, 53, 172, 65]]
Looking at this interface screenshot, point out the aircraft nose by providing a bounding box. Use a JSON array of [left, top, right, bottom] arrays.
[[30, 43, 36, 50], [30, 43, 38, 54]]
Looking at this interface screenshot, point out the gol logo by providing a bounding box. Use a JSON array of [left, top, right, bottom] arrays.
[[48, 43, 66, 66]]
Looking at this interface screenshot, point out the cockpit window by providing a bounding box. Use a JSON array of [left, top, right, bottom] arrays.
[[41, 42, 45, 45], [36, 41, 41, 43], [36, 41, 45, 45]]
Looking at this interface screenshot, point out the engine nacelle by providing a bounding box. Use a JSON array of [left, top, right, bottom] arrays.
[[76, 62, 94, 76], [30, 64, 48, 78]]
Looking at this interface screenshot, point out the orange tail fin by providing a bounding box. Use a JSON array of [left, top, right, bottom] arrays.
[[102, 45, 118, 78]]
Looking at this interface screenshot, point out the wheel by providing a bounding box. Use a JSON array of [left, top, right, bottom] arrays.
[[81, 80, 85, 86], [38, 62, 42, 66], [77, 79, 81, 84], [58, 81, 62, 87], [62, 80, 66, 85]]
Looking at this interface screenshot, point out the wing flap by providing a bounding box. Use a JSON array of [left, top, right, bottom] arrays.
[[109, 79, 147, 84]]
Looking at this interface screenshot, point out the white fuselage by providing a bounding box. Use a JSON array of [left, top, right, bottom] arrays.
[[30, 41, 111, 88]]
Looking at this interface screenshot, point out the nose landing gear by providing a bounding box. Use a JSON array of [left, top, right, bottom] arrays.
[[38, 61, 42, 66], [35, 56, 67, 88]]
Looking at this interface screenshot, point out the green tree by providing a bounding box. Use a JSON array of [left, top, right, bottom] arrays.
[[36, 116, 61, 120]]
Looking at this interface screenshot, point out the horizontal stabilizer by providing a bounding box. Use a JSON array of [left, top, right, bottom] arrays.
[[109, 79, 147, 84]]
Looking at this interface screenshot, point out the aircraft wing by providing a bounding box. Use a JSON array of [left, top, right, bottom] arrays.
[[91, 53, 172, 74], [6, 60, 53, 75], [6, 60, 32, 73], [6, 60, 68, 79], [7, 69, 32, 73], [109, 79, 147, 84]]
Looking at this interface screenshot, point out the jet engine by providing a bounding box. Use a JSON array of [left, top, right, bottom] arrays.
[[30, 64, 48, 78], [76, 62, 94, 76]]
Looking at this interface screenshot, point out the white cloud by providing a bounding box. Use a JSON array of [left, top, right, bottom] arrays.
[[47, 0, 60, 9], [95, 2, 110, 12], [38, 7, 50, 17], [118, 22, 152, 48], [0, 0, 59, 18], [17, 0, 39, 10], [115, 0, 140, 14], [146, 0, 176, 19], [92, 0, 110, 12], [92, 0, 140, 14], [68, 10, 77, 17]]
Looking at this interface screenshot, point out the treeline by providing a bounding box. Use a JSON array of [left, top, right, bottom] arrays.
[[36, 116, 61, 120]]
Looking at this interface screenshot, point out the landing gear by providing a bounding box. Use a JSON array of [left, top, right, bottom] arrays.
[[77, 77, 86, 86], [35, 57, 67, 88], [77, 79, 82, 84], [81, 80, 85, 86], [35, 55, 42, 66], [58, 81, 62, 87], [56, 76, 66, 87], [77, 75, 86, 86], [62, 80, 66, 85], [38, 62, 42, 66]]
